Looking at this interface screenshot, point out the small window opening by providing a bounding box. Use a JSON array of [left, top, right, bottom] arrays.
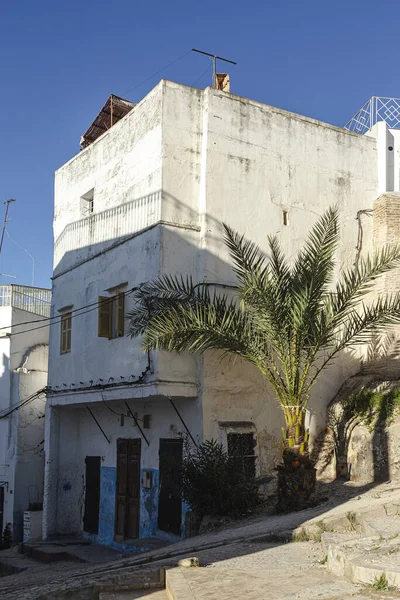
[[81, 189, 94, 217], [227, 432, 256, 477], [283, 210, 288, 226]]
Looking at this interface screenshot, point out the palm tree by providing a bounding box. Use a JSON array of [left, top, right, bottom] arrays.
[[128, 207, 400, 509]]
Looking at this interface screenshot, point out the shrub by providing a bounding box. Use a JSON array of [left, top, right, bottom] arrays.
[[181, 439, 260, 518], [343, 387, 400, 427]]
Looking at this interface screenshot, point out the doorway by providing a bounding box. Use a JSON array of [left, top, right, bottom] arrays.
[[83, 456, 101, 535], [0, 487, 4, 535], [115, 439, 141, 541], [158, 438, 183, 536]]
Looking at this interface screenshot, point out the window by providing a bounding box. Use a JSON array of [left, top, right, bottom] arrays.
[[98, 293, 125, 339], [60, 312, 72, 354], [81, 189, 94, 217], [227, 432, 256, 477]]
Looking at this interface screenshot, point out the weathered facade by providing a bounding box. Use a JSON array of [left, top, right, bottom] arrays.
[[44, 81, 398, 549], [0, 285, 51, 542]]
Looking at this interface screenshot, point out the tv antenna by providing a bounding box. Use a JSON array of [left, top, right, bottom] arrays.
[[0, 199, 15, 255], [192, 48, 236, 89]]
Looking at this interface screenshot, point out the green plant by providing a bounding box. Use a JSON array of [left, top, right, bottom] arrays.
[[319, 555, 328, 565], [316, 520, 327, 532], [181, 439, 260, 518], [343, 387, 400, 428], [1, 523, 12, 550], [292, 528, 309, 542], [367, 573, 396, 591], [128, 207, 400, 508], [346, 512, 357, 531]]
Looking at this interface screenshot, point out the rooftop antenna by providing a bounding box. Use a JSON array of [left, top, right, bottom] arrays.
[[0, 199, 15, 255], [192, 48, 236, 90]]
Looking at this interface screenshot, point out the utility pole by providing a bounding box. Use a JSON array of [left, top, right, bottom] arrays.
[[0, 199, 15, 255], [192, 48, 236, 88]]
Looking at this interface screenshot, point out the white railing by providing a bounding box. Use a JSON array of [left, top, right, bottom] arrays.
[[54, 192, 162, 267], [0, 285, 51, 317]]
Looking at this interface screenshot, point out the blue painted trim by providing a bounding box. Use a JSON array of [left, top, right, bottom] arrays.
[[97, 466, 116, 546], [82, 465, 187, 551], [139, 468, 159, 538]]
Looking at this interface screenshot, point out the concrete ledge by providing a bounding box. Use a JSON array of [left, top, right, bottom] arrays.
[[93, 569, 165, 599], [166, 568, 196, 600]]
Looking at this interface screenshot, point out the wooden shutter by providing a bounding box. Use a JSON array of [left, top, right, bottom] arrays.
[[98, 296, 111, 338], [60, 313, 72, 354], [115, 293, 125, 337]]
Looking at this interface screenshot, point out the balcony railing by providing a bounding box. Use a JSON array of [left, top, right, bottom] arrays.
[[0, 285, 51, 317], [54, 192, 162, 268]]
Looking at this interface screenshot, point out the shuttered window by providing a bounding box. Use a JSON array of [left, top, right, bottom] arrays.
[[115, 293, 125, 338], [60, 313, 72, 354], [98, 293, 125, 339], [98, 296, 112, 338]]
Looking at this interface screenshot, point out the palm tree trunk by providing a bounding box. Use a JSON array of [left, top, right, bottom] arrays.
[[276, 406, 316, 512]]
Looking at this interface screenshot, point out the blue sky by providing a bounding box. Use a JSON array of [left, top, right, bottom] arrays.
[[0, 0, 398, 289]]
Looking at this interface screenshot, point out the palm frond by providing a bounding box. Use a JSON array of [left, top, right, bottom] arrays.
[[128, 275, 211, 336], [335, 293, 400, 349], [141, 292, 287, 399], [128, 206, 400, 416], [326, 245, 400, 328], [223, 224, 267, 281]]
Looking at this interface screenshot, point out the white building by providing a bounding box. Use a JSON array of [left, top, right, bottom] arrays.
[[44, 83, 400, 549], [0, 284, 51, 542]]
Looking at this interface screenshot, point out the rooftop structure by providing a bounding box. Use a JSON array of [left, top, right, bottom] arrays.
[[0, 284, 51, 317], [80, 94, 135, 149], [345, 96, 400, 135]]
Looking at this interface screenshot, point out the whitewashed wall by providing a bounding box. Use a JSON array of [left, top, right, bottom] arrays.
[[48, 80, 383, 545], [0, 307, 49, 540], [159, 82, 379, 473], [51, 397, 201, 544]]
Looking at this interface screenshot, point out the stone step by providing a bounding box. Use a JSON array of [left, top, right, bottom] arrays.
[[20, 542, 87, 564], [321, 532, 361, 554], [0, 550, 44, 575], [99, 590, 168, 599], [322, 531, 400, 589], [363, 518, 400, 538]]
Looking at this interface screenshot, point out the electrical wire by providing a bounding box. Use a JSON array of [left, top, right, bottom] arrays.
[[191, 62, 213, 87], [122, 50, 192, 96], [2, 286, 137, 338], [0, 389, 46, 420], [101, 393, 144, 423], [0, 281, 237, 338], [0, 287, 135, 332]]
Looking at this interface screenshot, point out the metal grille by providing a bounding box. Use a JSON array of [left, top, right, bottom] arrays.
[[0, 286, 12, 307], [345, 97, 400, 135], [0, 285, 51, 317], [227, 432, 256, 477]]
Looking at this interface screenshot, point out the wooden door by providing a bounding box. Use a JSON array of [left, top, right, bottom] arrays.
[[158, 439, 183, 536], [115, 439, 141, 541], [0, 487, 3, 536], [83, 456, 101, 535]]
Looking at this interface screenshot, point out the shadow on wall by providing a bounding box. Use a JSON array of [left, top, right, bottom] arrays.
[[313, 331, 400, 484], [0, 352, 10, 543], [49, 192, 380, 547], [52, 191, 363, 456]]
